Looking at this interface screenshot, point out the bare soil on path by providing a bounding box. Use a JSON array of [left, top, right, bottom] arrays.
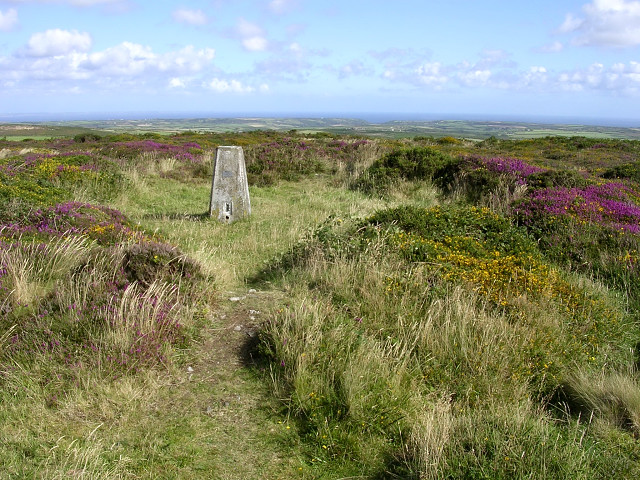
[[150, 287, 302, 479]]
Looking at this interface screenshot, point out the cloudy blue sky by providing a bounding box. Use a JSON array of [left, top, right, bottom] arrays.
[[1, 0, 640, 123]]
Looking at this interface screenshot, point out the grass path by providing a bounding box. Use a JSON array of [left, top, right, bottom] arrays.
[[126, 288, 306, 479], [106, 179, 308, 478]]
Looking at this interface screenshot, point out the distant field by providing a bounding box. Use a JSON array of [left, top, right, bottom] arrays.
[[2, 117, 640, 140], [0, 123, 98, 140]]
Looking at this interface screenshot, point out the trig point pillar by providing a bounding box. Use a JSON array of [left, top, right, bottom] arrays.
[[209, 146, 251, 223]]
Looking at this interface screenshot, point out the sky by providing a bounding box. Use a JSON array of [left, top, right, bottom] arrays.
[[1, 0, 640, 123]]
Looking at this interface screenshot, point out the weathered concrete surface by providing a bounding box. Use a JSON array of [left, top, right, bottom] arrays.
[[209, 146, 251, 223]]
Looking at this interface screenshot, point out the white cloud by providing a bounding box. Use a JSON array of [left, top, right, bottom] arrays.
[[172, 8, 208, 26], [338, 60, 371, 79], [2, 38, 216, 91], [205, 78, 256, 93], [69, 0, 126, 5], [253, 55, 311, 82], [4, 0, 132, 11], [560, 0, 640, 47], [477, 49, 511, 67], [6, 0, 127, 5], [83, 42, 155, 75], [558, 13, 584, 34], [383, 70, 395, 80], [237, 18, 268, 51], [27, 29, 92, 57], [243, 36, 268, 51], [169, 77, 186, 88], [521, 66, 549, 88], [0, 8, 18, 32], [156, 45, 215, 72], [412, 60, 494, 88], [237, 18, 262, 37], [415, 62, 448, 86], [81, 42, 214, 76], [558, 61, 640, 92], [384, 52, 640, 95], [458, 69, 492, 86]]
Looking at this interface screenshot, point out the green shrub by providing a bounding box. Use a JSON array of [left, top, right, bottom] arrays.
[[528, 169, 590, 189], [436, 136, 461, 145], [602, 161, 640, 184], [364, 204, 538, 259], [353, 147, 454, 196], [73, 133, 102, 143]]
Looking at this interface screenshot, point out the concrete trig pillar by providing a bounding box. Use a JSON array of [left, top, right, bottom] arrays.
[[209, 146, 251, 223]]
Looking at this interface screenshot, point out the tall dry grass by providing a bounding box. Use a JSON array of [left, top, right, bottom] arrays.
[[0, 232, 90, 308]]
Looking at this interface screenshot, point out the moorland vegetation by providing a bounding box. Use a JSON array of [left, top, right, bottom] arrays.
[[1, 130, 640, 478]]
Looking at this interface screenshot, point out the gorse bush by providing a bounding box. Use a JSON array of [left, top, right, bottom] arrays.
[[365, 204, 538, 257], [527, 168, 590, 189]]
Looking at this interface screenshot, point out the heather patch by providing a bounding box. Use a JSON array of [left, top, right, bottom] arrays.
[[107, 139, 204, 162], [511, 181, 640, 306], [103, 139, 210, 181], [470, 155, 546, 178], [0, 201, 143, 244], [514, 182, 640, 234], [1, 235, 209, 395]]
